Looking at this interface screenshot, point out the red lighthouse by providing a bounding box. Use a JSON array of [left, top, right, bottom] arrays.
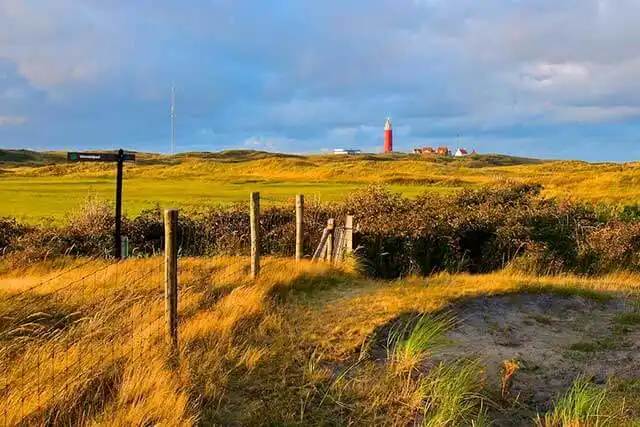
[[384, 117, 393, 153]]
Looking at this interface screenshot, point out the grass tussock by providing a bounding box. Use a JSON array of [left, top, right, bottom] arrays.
[[387, 313, 455, 373], [420, 361, 488, 427], [535, 376, 616, 427]]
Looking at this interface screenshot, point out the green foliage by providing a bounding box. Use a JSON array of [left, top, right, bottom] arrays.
[[420, 361, 487, 427], [569, 339, 619, 353], [614, 311, 640, 326], [387, 313, 455, 371], [535, 376, 614, 426], [6, 182, 640, 277], [619, 203, 640, 222]]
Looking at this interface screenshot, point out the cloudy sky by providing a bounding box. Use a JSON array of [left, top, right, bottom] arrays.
[[2, 0, 640, 160]]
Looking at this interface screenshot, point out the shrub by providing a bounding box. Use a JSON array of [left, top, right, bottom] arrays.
[[0, 217, 30, 254], [583, 221, 640, 273], [6, 183, 640, 277]]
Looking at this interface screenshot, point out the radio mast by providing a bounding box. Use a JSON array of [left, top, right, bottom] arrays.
[[170, 85, 176, 155]]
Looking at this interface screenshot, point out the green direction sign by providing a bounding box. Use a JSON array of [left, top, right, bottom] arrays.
[[67, 152, 135, 162], [66, 149, 135, 259]]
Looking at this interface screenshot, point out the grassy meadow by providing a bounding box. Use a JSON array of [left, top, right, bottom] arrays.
[[4, 149, 640, 425], [3, 149, 640, 222], [2, 256, 640, 425]]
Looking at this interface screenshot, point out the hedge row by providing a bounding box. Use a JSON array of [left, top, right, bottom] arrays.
[[4, 184, 640, 277]]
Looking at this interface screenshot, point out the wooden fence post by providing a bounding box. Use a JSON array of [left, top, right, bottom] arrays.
[[326, 218, 335, 263], [164, 208, 179, 354], [296, 195, 304, 261], [345, 215, 354, 255], [250, 192, 261, 278], [312, 227, 330, 262]]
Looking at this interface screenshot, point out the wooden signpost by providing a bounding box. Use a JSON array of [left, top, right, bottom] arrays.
[[67, 149, 136, 259]]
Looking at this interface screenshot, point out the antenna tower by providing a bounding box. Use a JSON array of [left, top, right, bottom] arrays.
[[170, 85, 176, 155]]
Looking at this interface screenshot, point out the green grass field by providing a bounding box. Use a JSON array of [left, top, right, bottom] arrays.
[[3, 149, 640, 222], [0, 176, 448, 221]]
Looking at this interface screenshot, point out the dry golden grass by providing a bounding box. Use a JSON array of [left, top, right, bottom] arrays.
[[1, 256, 640, 425], [0, 256, 355, 425]]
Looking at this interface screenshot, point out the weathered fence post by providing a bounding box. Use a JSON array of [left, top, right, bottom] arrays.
[[250, 192, 261, 278], [296, 194, 304, 261], [345, 215, 354, 255], [164, 208, 178, 354], [312, 227, 330, 262], [325, 218, 335, 263]]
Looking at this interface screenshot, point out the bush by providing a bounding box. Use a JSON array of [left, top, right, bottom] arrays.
[[583, 221, 640, 273], [0, 217, 30, 255], [5, 183, 640, 277]]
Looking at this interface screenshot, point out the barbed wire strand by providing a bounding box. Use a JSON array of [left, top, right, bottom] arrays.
[[3, 257, 101, 301], [0, 262, 162, 394], [3, 256, 170, 425]]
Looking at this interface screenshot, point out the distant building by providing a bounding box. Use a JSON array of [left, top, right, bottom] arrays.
[[414, 146, 436, 155], [454, 148, 476, 157], [415, 145, 477, 157], [414, 146, 451, 156], [436, 146, 451, 156], [333, 148, 361, 155]]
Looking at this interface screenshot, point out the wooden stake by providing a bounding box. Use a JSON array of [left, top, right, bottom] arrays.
[[312, 228, 330, 262], [250, 192, 261, 278], [164, 209, 178, 354], [326, 218, 335, 263], [345, 215, 354, 255], [296, 195, 304, 261]]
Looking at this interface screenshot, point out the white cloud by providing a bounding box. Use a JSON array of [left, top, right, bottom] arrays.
[[242, 135, 298, 151], [550, 106, 640, 123], [0, 0, 133, 89], [523, 62, 590, 87], [4, 0, 640, 158], [0, 116, 26, 126]]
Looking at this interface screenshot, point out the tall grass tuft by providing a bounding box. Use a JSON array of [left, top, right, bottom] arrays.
[[387, 313, 455, 373], [535, 376, 615, 427], [420, 361, 487, 427]]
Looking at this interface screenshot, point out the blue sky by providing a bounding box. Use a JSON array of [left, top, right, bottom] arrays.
[[2, 0, 640, 161]]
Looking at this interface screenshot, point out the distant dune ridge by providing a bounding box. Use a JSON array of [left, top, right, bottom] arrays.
[[0, 148, 541, 166], [1, 148, 640, 221]]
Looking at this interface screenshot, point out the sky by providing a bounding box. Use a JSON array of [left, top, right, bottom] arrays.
[[2, 1, 640, 161]]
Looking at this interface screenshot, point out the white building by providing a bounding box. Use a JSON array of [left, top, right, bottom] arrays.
[[333, 148, 361, 155]]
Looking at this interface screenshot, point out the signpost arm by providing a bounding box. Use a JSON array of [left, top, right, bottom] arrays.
[[115, 149, 124, 260]]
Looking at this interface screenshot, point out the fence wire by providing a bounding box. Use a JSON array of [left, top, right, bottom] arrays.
[[0, 258, 168, 426], [0, 197, 349, 425]]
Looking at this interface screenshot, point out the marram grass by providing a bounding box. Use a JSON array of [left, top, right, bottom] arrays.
[[1, 256, 640, 425]]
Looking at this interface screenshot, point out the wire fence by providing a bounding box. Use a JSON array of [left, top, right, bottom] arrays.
[[0, 196, 352, 425], [259, 195, 343, 259], [0, 257, 167, 426]]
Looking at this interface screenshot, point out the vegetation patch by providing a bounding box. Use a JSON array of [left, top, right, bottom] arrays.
[[2, 257, 640, 425], [614, 311, 640, 326], [8, 181, 640, 279], [534, 376, 616, 426], [569, 339, 620, 353]]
